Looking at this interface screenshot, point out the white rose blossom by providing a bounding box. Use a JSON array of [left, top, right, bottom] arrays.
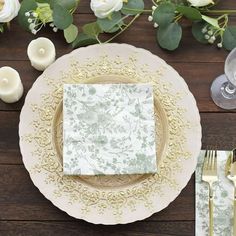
[[187, 0, 214, 7], [0, 0, 20, 23], [90, 0, 123, 19]]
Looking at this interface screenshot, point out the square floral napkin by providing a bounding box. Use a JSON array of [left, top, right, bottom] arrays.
[[63, 83, 157, 175], [196, 150, 233, 235]]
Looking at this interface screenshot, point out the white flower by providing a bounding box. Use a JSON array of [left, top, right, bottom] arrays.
[[208, 36, 215, 44], [152, 6, 157, 11], [148, 15, 153, 22], [187, 0, 214, 7], [201, 28, 207, 33], [90, 0, 123, 19], [31, 29, 37, 35], [53, 27, 58, 32], [154, 22, 158, 28], [0, 0, 20, 23], [29, 23, 35, 30], [208, 30, 213, 35], [217, 42, 222, 48], [25, 12, 30, 17], [211, 35, 216, 40]]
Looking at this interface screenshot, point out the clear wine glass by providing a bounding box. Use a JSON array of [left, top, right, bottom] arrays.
[[211, 47, 236, 110]]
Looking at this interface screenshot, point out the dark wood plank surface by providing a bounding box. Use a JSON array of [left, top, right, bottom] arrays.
[[1, 1, 236, 235], [0, 221, 195, 236]]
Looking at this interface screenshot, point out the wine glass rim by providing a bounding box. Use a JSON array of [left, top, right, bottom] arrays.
[[225, 47, 236, 64], [224, 47, 236, 76]]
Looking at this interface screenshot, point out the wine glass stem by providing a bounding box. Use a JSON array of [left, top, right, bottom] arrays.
[[221, 82, 236, 99]]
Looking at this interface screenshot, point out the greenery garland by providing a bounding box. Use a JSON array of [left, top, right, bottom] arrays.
[[15, 0, 236, 51]]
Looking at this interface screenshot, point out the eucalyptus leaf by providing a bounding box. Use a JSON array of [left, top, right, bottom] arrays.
[[72, 33, 98, 48], [53, 3, 73, 30], [50, 0, 77, 10], [36, 0, 51, 3], [153, 3, 175, 27], [104, 24, 121, 33], [121, 0, 144, 15], [157, 22, 182, 50], [64, 24, 78, 43], [97, 12, 123, 33], [223, 26, 236, 51], [176, 5, 202, 21], [18, 0, 37, 30], [192, 21, 208, 44], [83, 22, 102, 37], [202, 15, 219, 28]]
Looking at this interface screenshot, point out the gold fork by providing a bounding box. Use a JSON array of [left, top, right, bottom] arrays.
[[225, 149, 236, 236], [202, 149, 218, 236]]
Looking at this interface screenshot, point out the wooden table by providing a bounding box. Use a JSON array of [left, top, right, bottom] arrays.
[[0, 1, 236, 235]]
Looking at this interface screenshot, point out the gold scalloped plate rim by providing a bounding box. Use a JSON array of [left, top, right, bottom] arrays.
[[19, 43, 202, 225]]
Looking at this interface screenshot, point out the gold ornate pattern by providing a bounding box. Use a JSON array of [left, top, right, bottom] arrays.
[[19, 44, 201, 224]]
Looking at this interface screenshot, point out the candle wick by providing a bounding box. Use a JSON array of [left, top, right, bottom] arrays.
[[39, 48, 45, 55], [1, 78, 8, 84]]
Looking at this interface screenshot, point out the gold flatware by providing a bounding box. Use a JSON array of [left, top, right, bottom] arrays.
[[225, 149, 236, 236], [202, 149, 218, 236]]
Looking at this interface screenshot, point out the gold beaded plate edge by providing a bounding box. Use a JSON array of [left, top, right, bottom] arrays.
[[19, 43, 202, 225]]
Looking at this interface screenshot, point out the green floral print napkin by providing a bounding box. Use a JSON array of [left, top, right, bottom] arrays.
[[196, 150, 233, 235], [63, 83, 157, 175]]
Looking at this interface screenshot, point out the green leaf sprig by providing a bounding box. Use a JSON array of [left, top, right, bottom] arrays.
[[73, 0, 236, 51], [16, 0, 236, 51], [150, 0, 236, 50], [18, 0, 79, 43], [72, 0, 144, 48]]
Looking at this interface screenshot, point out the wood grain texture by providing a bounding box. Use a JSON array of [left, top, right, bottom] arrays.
[[0, 221, 194, 236], [0, 112, 20, 164], [1, 1, 236, 235]]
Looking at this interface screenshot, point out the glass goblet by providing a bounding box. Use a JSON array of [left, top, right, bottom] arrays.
[[211, 47, 236, 110]]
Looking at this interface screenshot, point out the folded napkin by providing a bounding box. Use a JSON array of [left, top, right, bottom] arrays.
[[63, 83, 157, 175], [196, 150, 233, 235]]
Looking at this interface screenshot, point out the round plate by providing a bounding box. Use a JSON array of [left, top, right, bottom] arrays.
[[19, 43, 201, 224]]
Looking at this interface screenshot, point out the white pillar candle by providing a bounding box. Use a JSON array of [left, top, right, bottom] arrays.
[[27, 37, 56, 71], [0, 67, 24, 103]]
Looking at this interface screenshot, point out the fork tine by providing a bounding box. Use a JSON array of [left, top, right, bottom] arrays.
[[214, 149, 217, 170], [212, 149, 215, 169], [202, 147, 218, 236], [207, 149, 212, 170], [203, 149, 208, 170], [208, 149, 213, 170]]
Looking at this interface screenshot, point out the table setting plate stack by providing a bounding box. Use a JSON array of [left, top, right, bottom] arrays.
[[19, 43, 201, 224]]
